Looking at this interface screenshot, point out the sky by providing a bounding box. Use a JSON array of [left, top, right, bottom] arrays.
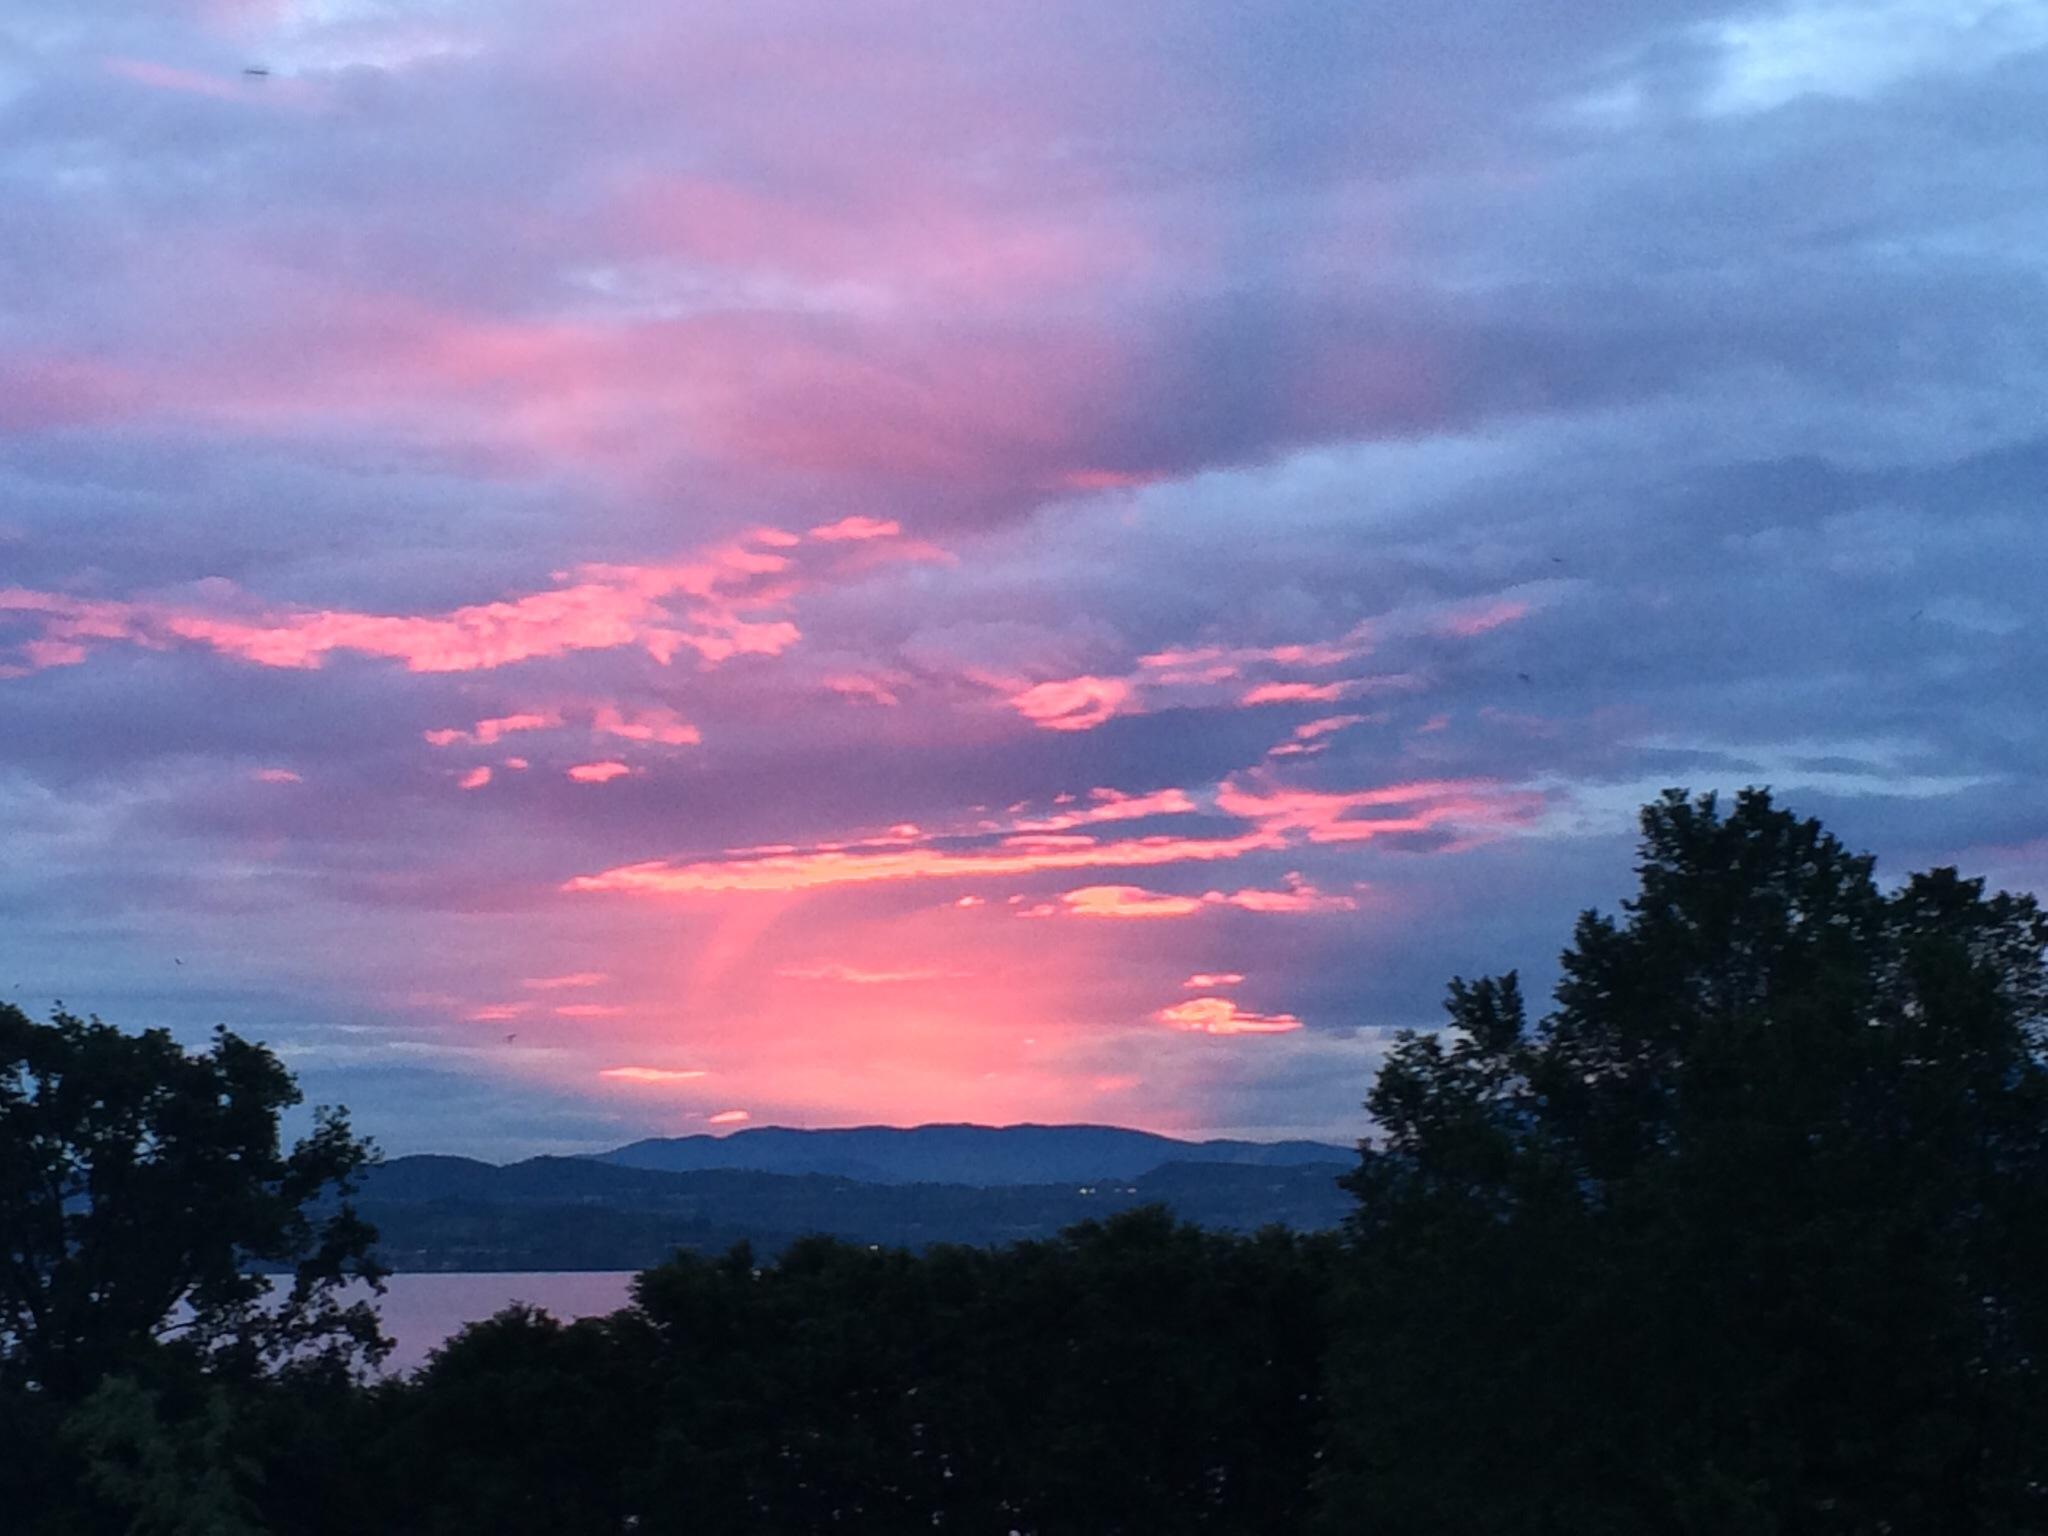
[[3, 0, 2045, 1160]]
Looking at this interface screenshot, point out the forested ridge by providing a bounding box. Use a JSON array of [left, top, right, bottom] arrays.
[[5, 790, 2045, 1534]]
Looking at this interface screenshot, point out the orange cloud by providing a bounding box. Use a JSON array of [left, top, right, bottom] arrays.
[[1211, 872, 1358, 913], [1156, 997, 1303, 1035], [568, 776, 1525, 900], [567, 761, 633, 784], [1057, 874, 1355, 918], [1059, 886, 1205, 919], [1184, 972, 1245, 988], [599, 1066, 708, 1084], [568, 826, 1275, 896]]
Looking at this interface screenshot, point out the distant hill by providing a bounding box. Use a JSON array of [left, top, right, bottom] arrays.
[[591, 1123, 1354, 1186], [351, 1149, 1355, 1272]]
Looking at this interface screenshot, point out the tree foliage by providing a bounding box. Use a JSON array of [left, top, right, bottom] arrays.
[[1321, 788, 2048, 1534], [0, 1004, 387, 1400], [364, 1210, 1337, 1535]]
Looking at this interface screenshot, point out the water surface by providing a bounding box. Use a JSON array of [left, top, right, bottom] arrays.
[[369, 1271, 638, 1374]]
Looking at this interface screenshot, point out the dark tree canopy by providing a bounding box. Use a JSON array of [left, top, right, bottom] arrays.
[[1322, 788, 2048, 1534], [0, 1004, 387, 1401]]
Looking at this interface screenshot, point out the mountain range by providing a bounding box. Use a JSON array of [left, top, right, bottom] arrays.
[[353, 1123, 1357, 1272], [593, 1122, 1352, 1185]]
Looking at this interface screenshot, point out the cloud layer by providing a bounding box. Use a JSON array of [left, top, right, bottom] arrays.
[[2, 0, 2044, 1156]]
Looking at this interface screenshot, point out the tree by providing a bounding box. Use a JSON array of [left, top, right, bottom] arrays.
[[1321, 789, 2048, 1534], [0, 1004, 388, 1402]]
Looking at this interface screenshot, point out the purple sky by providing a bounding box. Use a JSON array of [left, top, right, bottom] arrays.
[[3, 0, 2045, 1159]]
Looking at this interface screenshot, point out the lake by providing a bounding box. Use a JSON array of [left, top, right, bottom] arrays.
[[370, 1271, 639, 1374]]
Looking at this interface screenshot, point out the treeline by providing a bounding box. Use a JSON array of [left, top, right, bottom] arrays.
[[5, 790, 2047, 1534]]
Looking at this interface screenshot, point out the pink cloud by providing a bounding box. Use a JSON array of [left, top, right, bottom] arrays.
[[592, 704, 700, 746], [464, 1003, 532, 1022], [1008, 675, 1130, 732], [567, 761, 633, 784], [707, 1109, 751, 1126], [1241, 680, 1350, 706], [425, 711, 559, 747], [1059, 886, 1206, 919], [599, 1066, 707, 1084], [0, 531, 809, 678], [822, 672, 903, 707], [1210, 873, 1358, 913], [1214, 777, 1535, 846], [103, 56, 262, 105], [555, 1002, 627, 1018], [252, 767, 301, 784], [567, 824, 1276, 896], [458, 766, 493, 790], [1184, 973, 1245, 989], [567, 776, 1527, 899], [1139, 638, 1363, 683], [1156, 997, 1303, 1036], [1012, 786, 1199, 832], [1432, 597, 1530, 638], [522, 972, 608, 990], [1056, 874, 1355, 919], [808, 516, 901, 542], [776, 964, 956, 984]]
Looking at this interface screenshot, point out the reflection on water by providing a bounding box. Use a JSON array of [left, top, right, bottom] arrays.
[[353, 1271, 639, 1374]]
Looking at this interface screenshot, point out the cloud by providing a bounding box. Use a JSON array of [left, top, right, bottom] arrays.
[[776, 963, 956, 984], [808, 516, 901, 541], [565, 776, 1522, 896], [566, 761, 633, 783], [592, 704, 700, 745], [1184, 972, 1244, 988], [599, 1065, 707, 1084], [1156, 997, 1304, 1036], [1008, 675, 1131, 732], [707, 1109, 750, 1125], [522, 971, 609, 990], [4, 0, 2045, 1158], [1241, 681, 1352, 706], [1059, 885, 1205, 919], [1056, 873, 1356, 919], [425, 712, 560, 747]]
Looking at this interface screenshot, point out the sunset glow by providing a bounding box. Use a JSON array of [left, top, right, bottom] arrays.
[[3, 0, 2040, 1162]]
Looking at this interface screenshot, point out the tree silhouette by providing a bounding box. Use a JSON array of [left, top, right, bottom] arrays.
[[0, 1005, 387, 1401], [1321, 789, 2048, 1533]]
